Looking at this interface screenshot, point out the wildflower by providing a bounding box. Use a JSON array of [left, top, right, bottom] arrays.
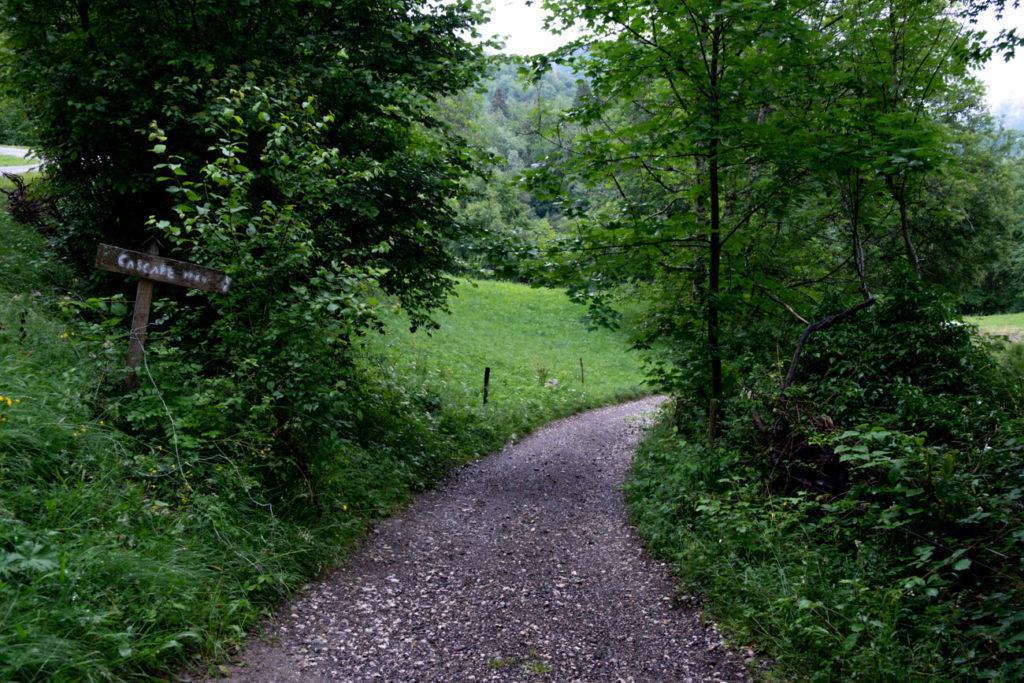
[[4, 397, 11, 406], [157, 446, 162, 451], [343, 505, 348, 511]]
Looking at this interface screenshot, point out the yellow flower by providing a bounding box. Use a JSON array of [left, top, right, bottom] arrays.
[[343, 505, 348, 511]]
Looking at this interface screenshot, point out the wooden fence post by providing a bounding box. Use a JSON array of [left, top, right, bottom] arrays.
[[124, 242, 160, 391]]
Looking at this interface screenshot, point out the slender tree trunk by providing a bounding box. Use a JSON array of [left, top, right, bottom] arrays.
[[708, 146, 722, 407], [886, 174, 922, 278], [837, 172, 872, 300], [706, 21, 724, 443]]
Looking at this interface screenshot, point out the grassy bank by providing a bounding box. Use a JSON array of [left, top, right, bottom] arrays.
[[0, 211, 646, 680]]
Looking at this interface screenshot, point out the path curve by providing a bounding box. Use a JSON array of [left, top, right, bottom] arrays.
[[221, 397, 750, 682]]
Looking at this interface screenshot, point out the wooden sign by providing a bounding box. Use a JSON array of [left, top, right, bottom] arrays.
[[95, 243, 231, 294], [94, 242, 231, 391]]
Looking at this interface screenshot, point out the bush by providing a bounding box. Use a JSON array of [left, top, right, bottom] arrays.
[[626, 283, 1024, 680]]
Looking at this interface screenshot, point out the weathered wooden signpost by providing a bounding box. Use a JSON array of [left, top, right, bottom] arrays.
[[94, 242, 231, 391]]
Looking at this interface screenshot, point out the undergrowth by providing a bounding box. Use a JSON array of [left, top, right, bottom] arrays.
[[626, 285, 1024, 681], [0, 211, 646, 680]]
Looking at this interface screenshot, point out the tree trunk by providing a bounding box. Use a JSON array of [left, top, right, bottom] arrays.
[[706, 21, 724, 443], [886, 174, 922, 278]]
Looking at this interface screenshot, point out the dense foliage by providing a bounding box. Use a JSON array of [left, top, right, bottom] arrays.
[[528, 0, 1024, 414], [444, 58, 582, 280], [627, 287, 1024, 679], [0, 0, 497, 511]]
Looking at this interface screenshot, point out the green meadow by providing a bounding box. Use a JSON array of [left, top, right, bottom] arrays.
[[373, 279, 647, 428], [967, 311, 1024, 337]]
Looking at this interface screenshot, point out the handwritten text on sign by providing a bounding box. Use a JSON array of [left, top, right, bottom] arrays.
[[94, 243, 231, 294]]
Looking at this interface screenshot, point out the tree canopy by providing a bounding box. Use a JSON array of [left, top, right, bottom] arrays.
[[526, 0, 1021, 428]]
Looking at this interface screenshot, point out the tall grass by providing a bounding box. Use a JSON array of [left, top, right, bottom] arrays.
[[0, 211, 647, 680]]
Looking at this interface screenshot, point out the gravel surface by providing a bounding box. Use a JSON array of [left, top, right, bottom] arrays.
[[219, 397, 751, 682], [0, 145, 40, 174]]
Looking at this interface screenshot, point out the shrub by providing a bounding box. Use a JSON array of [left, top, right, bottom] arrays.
[[627, 283, 1024, 680]]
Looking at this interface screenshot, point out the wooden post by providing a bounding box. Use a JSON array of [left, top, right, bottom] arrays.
[[579, 357, 585, 390], [124, 242, 159, 391], [483, 366, 491, 406], [94, 241, 231, 392]]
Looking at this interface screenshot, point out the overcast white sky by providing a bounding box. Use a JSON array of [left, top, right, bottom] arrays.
[[972, 4, 1024, 111], [479, 1, 1024, 113]]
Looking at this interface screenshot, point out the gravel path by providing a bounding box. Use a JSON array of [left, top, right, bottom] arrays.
[[220, 397, 751, 682], [0, 145, 41, 174]]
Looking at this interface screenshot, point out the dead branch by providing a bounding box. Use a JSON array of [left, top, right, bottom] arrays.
[[782, 297, 875, 393]]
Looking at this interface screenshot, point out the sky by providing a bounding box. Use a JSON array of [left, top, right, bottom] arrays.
[[480, 0, 578, 54], [479, 1, 1024, 116], [971, 4, 1024, 113]]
